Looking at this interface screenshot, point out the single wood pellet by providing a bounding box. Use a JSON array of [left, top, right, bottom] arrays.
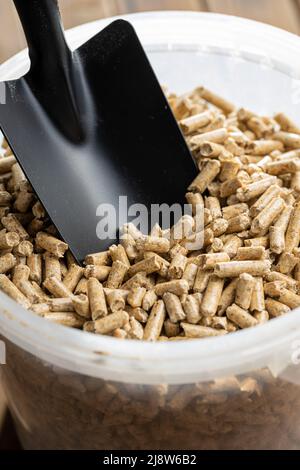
[[2, 85, 300, 340]]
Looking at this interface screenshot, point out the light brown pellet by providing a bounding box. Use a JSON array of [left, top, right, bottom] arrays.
[[163, 292, 186, 323], [72, 294, 90, 319], [264, 281, 285, 298], [128, 256, 161, 278], [31, 281, 49, 302], [266, 271, 297, 291], [109, 244, 130, 268], [188, 160, 221, 193], [143, 300, 166, 341], [220, 177, 244, 198], [1, 214, 29, 240], [247, 117, 271, 139], [127, 287, 146, 308], [277, 252, 298, 275], [210, 238, 224, 253], [0, 191, 12, 206], [253, 310, 269, 324], [266, 159, 300, 176], [75, 277, 88, 295], [250, 277, 265, 312], [269, 205, 293, 254], [197, 87, 236, 114], [48, 298, 74, 313], [285, 202, 300, 252], [218, 279, 238, 316], [198, 141, 225, 159], [136, 236, 170, 254], [84, 265, 111, 282], [11, 164, 26, 190], [236, 177, 277, 202], [275, 112, 300, 134], [245, 140, 283, 155], [36, 231, 68, 258], [155, 279, 189, 297], [214, 260, 271, 278], [164, 319, 181, 338], [185, 192, 204, 217], [0, 253, 16, 274], [122, 272, 150, 290], [119, 233, 138, 261], [223, 236, 243, 258], [193, 269, 210, 293], [235, 247, 265, 261], [63, 264, 84, 292], [227, 304, 258, 329], [84, 251, 110, 266], [126, 306, 148, 324], [127, 317, 144, 340], [43, 253, 61, 281], [197, 253, 230, 270], [226, 214, 251, 234], [105, 289, 127, 313], [44, 312, 85, 328], [244, 237, 269, 248], [0, 155, 16, 174], [183, 294, 201, 324], [43, 276, 73, 299], [13, 240, 33, 257], [181, 263, 198, 290], [142, 289, 157, 312], [209, 218, 229, 237], [0, 274, 31, 309], [205, 196, 222, 220], [87, 278, 107, 320], [274, 131, 300, 149], [251, 198, 285, 235], [190, 128, 228, 149], [0, 231, 19, 250], [235, 274, 255, 310], [219, 157, 242, 182], [31, 303, 50, 316], [182, 323, 227, 338], [276, 288, 300, 309], [180, 110, 213, 134], [222, 203, 249, 221], [201, 275, 224, 317], [14, 191, 34, 213], [265, 297, 290, 317], [27, 254, 42, 284], [168, 254, 187, 280], [12, 264, 30, 284], [250, 185, 283, 218]]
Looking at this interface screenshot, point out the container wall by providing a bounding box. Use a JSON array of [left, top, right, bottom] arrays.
[[1, 337, 300, 450]]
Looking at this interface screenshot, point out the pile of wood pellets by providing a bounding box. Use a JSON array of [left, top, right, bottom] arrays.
[[1, 86, 300, 341]]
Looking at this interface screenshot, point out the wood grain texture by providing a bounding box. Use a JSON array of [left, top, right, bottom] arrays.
[[118, 0, 207, 12], [207, 0, 300, 34], [1, 0, 300, 62]]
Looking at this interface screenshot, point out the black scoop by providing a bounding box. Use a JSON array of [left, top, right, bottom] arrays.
[[0, 0, 196, 262]]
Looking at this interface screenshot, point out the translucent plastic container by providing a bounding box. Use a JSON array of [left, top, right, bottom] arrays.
[[1, 11, 300, 450]]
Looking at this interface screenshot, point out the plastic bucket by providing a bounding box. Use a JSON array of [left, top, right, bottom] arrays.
[[1, 11, 300, 450]]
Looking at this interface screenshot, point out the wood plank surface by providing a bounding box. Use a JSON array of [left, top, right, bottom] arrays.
[[207, 0, 300, 34], [1, 0, 300, 63]]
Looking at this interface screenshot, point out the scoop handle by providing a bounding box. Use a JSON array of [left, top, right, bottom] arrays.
[[13, 0, 70, 67]]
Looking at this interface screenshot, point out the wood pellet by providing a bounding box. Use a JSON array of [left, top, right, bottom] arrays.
[[1, 85, 300, 341]]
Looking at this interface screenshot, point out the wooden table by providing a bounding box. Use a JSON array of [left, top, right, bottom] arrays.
[[1, 0, 300, 63], [0, 0, 300, 449]]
